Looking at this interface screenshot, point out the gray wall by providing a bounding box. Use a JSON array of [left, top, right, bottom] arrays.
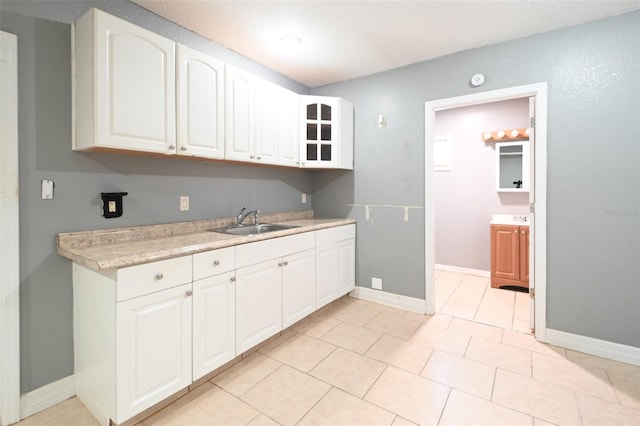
[[435, 99, 530, 271], [0, 1, 311, 393], [312, 11, 640, 347]]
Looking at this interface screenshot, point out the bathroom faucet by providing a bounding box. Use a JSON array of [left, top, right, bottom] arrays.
[[236, 206, 260, 226]]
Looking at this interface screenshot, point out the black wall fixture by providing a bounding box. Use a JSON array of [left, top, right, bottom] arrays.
[[101, 192, 128, 218]]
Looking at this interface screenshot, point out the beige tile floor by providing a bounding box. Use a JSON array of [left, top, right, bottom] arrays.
[[435, 269, 531, 333], [16, 275, 640, 426]]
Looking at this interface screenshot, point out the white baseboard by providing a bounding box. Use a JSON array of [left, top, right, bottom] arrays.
[[350, 286, 427, 314], [435, 264, 490, 278], [546, 329, 640, 367], [20, 375, 75, 420]]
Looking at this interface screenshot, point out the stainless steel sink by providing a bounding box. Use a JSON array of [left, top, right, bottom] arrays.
[[210, 223, 300, 236]]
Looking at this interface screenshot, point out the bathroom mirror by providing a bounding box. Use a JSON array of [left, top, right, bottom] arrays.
[[496, 142, 529, 192]]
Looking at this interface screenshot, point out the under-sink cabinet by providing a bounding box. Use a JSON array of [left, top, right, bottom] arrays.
[[490, 224, 529, 289], [235, 232, 315, 353]]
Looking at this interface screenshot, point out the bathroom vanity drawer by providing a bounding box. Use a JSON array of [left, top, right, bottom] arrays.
[[193, 246, 235, 281], [116, 255, 192, 301]]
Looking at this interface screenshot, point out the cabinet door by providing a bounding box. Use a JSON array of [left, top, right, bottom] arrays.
[[282, 249, 316, 328], [225, 65, 254, 162], [315, 245, 338, 308], [254, 82, 279, 165], [177, 44, 224, 159], [235, 259, 282, 353], [93, 10, 176, 154], [300, 96, 338, 168], [192, 272, 235, 380], [519, 227, 530, 282], [115, 284, 191, 423], [336, 239, 356, 296], [277, 86, 300, 167], [490, 225, 520, 281]]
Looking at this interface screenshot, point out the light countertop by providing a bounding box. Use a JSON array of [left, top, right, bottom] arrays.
[[57, 211, 355, 271], [489, 214, 530, 226]]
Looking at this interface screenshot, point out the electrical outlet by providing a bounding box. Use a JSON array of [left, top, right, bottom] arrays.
[[180, 196, 189, 211], [301, 193, 307, 204], [372, 277, 382, 290]]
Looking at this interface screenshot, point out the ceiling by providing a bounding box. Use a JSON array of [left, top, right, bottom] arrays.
[[132, 0, 640, 88]]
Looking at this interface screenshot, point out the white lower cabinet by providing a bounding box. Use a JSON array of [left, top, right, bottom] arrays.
[[73, 256, 193, 426], [316, 224, 356, 308], [116, 283, 192, 423], [282, 249, 316, 328], [235, 259, 283, 353], [192, 271, 236, 380], [73, 224, 353, 426]]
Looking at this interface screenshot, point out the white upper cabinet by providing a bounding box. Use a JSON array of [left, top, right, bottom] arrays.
[[299, 96, 354, 170], [225, 65, 255, 163], [177, 44, 225, 159], [225, 66, 300, 166], [73, 9, 177, 154], [275, 85, 301, 167]]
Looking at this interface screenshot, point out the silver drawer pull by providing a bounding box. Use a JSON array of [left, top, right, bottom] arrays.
[[283, 261, 288, 266], [155, 272, 164, 280], [185, 290, 193, 297], [278, 262, 283, 267], [230, 276, 236, 282], [213, 260, 220, 266]]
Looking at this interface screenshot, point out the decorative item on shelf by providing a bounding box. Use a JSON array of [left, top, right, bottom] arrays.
[[482, 128, 530, 142]]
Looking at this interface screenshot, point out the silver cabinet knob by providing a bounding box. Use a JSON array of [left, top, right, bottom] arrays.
[[169, 144, 176, 150], [155, 272, 164, 280], [180, 146, 187, 151], [278, 262, 283, 267], [257, 156, 262, 160], [283, 261, 288, 266], [230, 276, 236, 282], [250, 155, 255, 159], [213, 260, 220, 266], [185, 290, 193, 297]]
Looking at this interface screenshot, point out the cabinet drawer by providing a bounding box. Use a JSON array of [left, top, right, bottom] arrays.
[[316, 224, 355, 246], [236, 232, 315, 269], [193, 246, 235, 281], [116, 256, 192, 302]]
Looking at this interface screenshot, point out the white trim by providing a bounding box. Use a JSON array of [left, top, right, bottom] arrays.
[[19, 375, 76, 420], [425, 82, 548, 342], [350, 286, 427, 314], [435, 264, 490, 278], [546, 329, 640, 367], [0, 30, 21, 426]]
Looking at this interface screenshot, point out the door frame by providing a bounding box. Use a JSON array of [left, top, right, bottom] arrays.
[[424, 82, 547, 342], [0, 30, 21, 425]]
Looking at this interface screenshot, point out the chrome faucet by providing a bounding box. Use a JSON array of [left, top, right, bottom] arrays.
[[236, 206, 260, 226]]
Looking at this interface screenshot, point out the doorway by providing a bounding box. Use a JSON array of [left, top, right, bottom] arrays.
[[424, 83, 547, 342]]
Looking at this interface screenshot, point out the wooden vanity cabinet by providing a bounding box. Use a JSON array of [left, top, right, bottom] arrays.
[[490, 224, 529, 289]]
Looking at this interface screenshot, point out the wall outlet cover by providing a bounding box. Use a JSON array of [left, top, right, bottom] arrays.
[[372, 277, 382, 290]]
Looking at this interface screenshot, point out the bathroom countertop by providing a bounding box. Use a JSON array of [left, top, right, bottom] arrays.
[[57, 211, 355, 271], [489, 214, 530, 226]]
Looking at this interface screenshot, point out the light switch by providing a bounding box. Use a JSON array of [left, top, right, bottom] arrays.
[[41, 180, 54, 199]]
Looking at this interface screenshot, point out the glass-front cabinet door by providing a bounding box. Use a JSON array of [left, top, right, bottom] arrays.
[[300, 96, 338, 168], [299, 95, 354, 170]]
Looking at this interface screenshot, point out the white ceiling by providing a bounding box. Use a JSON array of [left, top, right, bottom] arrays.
[[132, 0, 640, 88]]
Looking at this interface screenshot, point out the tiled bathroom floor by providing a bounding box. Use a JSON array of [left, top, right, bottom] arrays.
[[435, 269, 531, 333], [17, 285, 639, 425]]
